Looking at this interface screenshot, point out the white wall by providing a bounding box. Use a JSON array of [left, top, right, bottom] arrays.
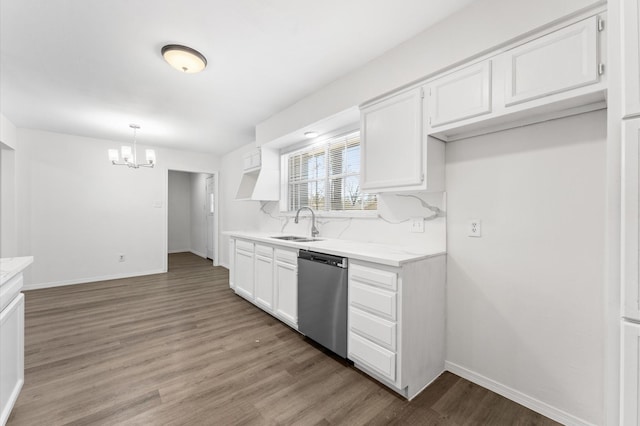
[[1, 113, 17, 150], [189, 173, 208, 258], [0, 113, 18, 257], [15, 128, 219, 288], [168, 171, 191, 253], [445, 110, 606, 425], [256, 0, 602, 145]]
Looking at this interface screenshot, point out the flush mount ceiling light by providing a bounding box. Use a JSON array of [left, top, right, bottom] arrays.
[[304, 131, 318, 138], [161, 44, 207, 73], [108, 124, 156, 169]]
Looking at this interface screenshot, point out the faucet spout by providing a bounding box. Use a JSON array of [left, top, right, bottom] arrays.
[[294, 207, 319, 237]]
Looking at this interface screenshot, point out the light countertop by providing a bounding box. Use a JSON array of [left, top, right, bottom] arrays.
[[0, 256, 34, 286], [224, 231, 444, 267]]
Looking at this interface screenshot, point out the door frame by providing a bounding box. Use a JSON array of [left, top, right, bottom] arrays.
[[163, 168, 220, 271]]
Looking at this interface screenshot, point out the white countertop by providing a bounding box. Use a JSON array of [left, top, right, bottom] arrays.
[[0, 256, 34, 286], [224, 232, 445, 267]]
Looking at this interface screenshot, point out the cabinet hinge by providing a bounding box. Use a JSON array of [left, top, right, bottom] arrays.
[[420, 87, 425, 98], [597, 18, 605, 32], [421, 173, 425, 182], [598, 63, 605, 75], [428, 117, 432, 125]]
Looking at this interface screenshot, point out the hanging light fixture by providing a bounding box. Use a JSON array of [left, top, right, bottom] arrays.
[[161, 44, 207, 73], [108, 124, 156, 168]]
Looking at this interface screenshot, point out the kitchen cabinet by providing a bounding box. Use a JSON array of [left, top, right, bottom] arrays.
[[502, 16, 600, 107], [347, 256, 446, 400], [242, 148, 261, 172], [360, 88, 445, 193], [0, 258, 31, 426], [624, 0, 640, 117], [228, 238, 235, 289], [234, 240, 255, 300], [254, 244, 274, 312], [623, 119, 640, 321], [426, 61, 492, 129], [274, 248, 298, 328], [0, 293, 24, 426], [622, 321, 640, 426]]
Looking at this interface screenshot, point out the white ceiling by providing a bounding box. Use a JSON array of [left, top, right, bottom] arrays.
[[0, 0, 475, 155]]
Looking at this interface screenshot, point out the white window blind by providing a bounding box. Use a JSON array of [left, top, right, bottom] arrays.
[[285, 132, 377, 212]]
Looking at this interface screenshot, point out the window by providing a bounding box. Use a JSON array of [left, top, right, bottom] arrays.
[[283, 131, 377, 213]]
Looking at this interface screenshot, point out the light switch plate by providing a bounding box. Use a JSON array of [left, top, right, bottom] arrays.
[[468, 219, 481, 237]]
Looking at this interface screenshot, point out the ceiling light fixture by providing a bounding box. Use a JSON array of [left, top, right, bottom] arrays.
[[161, 44, 207, 73], [108, 124, 155, 169], [304, 131, 318, 138]]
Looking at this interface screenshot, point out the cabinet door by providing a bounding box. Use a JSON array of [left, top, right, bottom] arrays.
[[254, 253, 274, 312], [228, 239, 235, 289], [274, 260, 297, 328], [624, 119, 640, 321], [624, 0, 640, 117], [235, 248, 255, 300], [503, 16, 599, 107], [622, 322, 640, 426], [427, 61, 492, 128], [360, 88, 424, 191], [0, 293, 24, 426]]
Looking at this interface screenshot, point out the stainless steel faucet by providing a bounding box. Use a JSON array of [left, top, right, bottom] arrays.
[[294, 207, 319, 237]]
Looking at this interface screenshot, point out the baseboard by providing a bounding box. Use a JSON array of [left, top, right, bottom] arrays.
[[23, 269, 167, 291], [445, 361, 596, 426], [190, 250, 207, 259], [168, 249, 190, 254]]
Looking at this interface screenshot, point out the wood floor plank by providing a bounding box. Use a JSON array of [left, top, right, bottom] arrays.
[[7, 252, 560, 425]]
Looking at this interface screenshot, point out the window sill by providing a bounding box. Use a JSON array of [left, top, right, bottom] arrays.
[[279, 210, 378, 219]]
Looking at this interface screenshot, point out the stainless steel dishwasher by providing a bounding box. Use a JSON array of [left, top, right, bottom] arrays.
[[297, 250, 348, 358]]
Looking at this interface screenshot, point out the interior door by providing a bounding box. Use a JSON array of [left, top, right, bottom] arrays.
[[206, 175, 215, 260]]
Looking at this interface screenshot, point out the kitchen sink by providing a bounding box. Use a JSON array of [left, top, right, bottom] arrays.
[[270, 235, 324, 242]]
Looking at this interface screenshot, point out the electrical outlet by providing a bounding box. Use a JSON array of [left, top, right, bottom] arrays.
[[410, 217, 424, 233], [118, 254, 126, 262], [468, 220, 481, 237]]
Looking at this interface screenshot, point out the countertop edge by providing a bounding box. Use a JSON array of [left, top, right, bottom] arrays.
[[223, 231, 445, 267], [0, 256, 34, 286]]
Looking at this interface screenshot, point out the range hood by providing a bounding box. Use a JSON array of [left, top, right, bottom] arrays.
[[235, 147, 280, 201]]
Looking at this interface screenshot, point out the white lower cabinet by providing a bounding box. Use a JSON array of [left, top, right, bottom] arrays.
[[274, 248, 298, 328], [229, 239, 298, 330], [622, 321, 640, 426], [347, 256, 446, 400], [228, 239, 235, 289], [254, 245, 274, 312], [0, 293, 24, 426], [234, 240, 255, 300]]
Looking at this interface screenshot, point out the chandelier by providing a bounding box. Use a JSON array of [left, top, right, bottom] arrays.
[[108, 124, 155, 168]]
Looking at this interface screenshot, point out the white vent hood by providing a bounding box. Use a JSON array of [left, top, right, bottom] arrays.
[[235, 147, 279, 201]]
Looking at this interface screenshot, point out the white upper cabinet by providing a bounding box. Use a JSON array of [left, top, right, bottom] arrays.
[[360, 88, 445, 193], [623, 119, 640, 321], [503, 16, 600, 107], [426, 61, 492, 129], [624, 0, 640, 117]]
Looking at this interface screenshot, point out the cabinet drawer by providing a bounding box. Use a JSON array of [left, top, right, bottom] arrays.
[[275, 248, 297, 265], [0, 273, 23, 312], [350, 282, 396, 321], [350, 263, 397, 291], [349, 332, 396, 382], [236, 240, 254, 253], [255, 244, 273, 258], [350, 307, 396, 351]]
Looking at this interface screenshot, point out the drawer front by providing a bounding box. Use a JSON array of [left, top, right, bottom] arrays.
[[348, 332, 396, 382], [350, 307, 396, 351], [0, 273, 23, 312], [350, 282, 396, 321], [255, 244, 273, 258], [236, 240, 254, 253], [275, 248, 297, 265], [350, 263, 397, 291]]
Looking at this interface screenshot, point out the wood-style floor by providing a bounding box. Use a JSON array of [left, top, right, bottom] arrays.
[[7, 253, 559, 425]]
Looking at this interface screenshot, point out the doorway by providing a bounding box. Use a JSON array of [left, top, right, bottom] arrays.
[[166, 169, 219, 270]]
